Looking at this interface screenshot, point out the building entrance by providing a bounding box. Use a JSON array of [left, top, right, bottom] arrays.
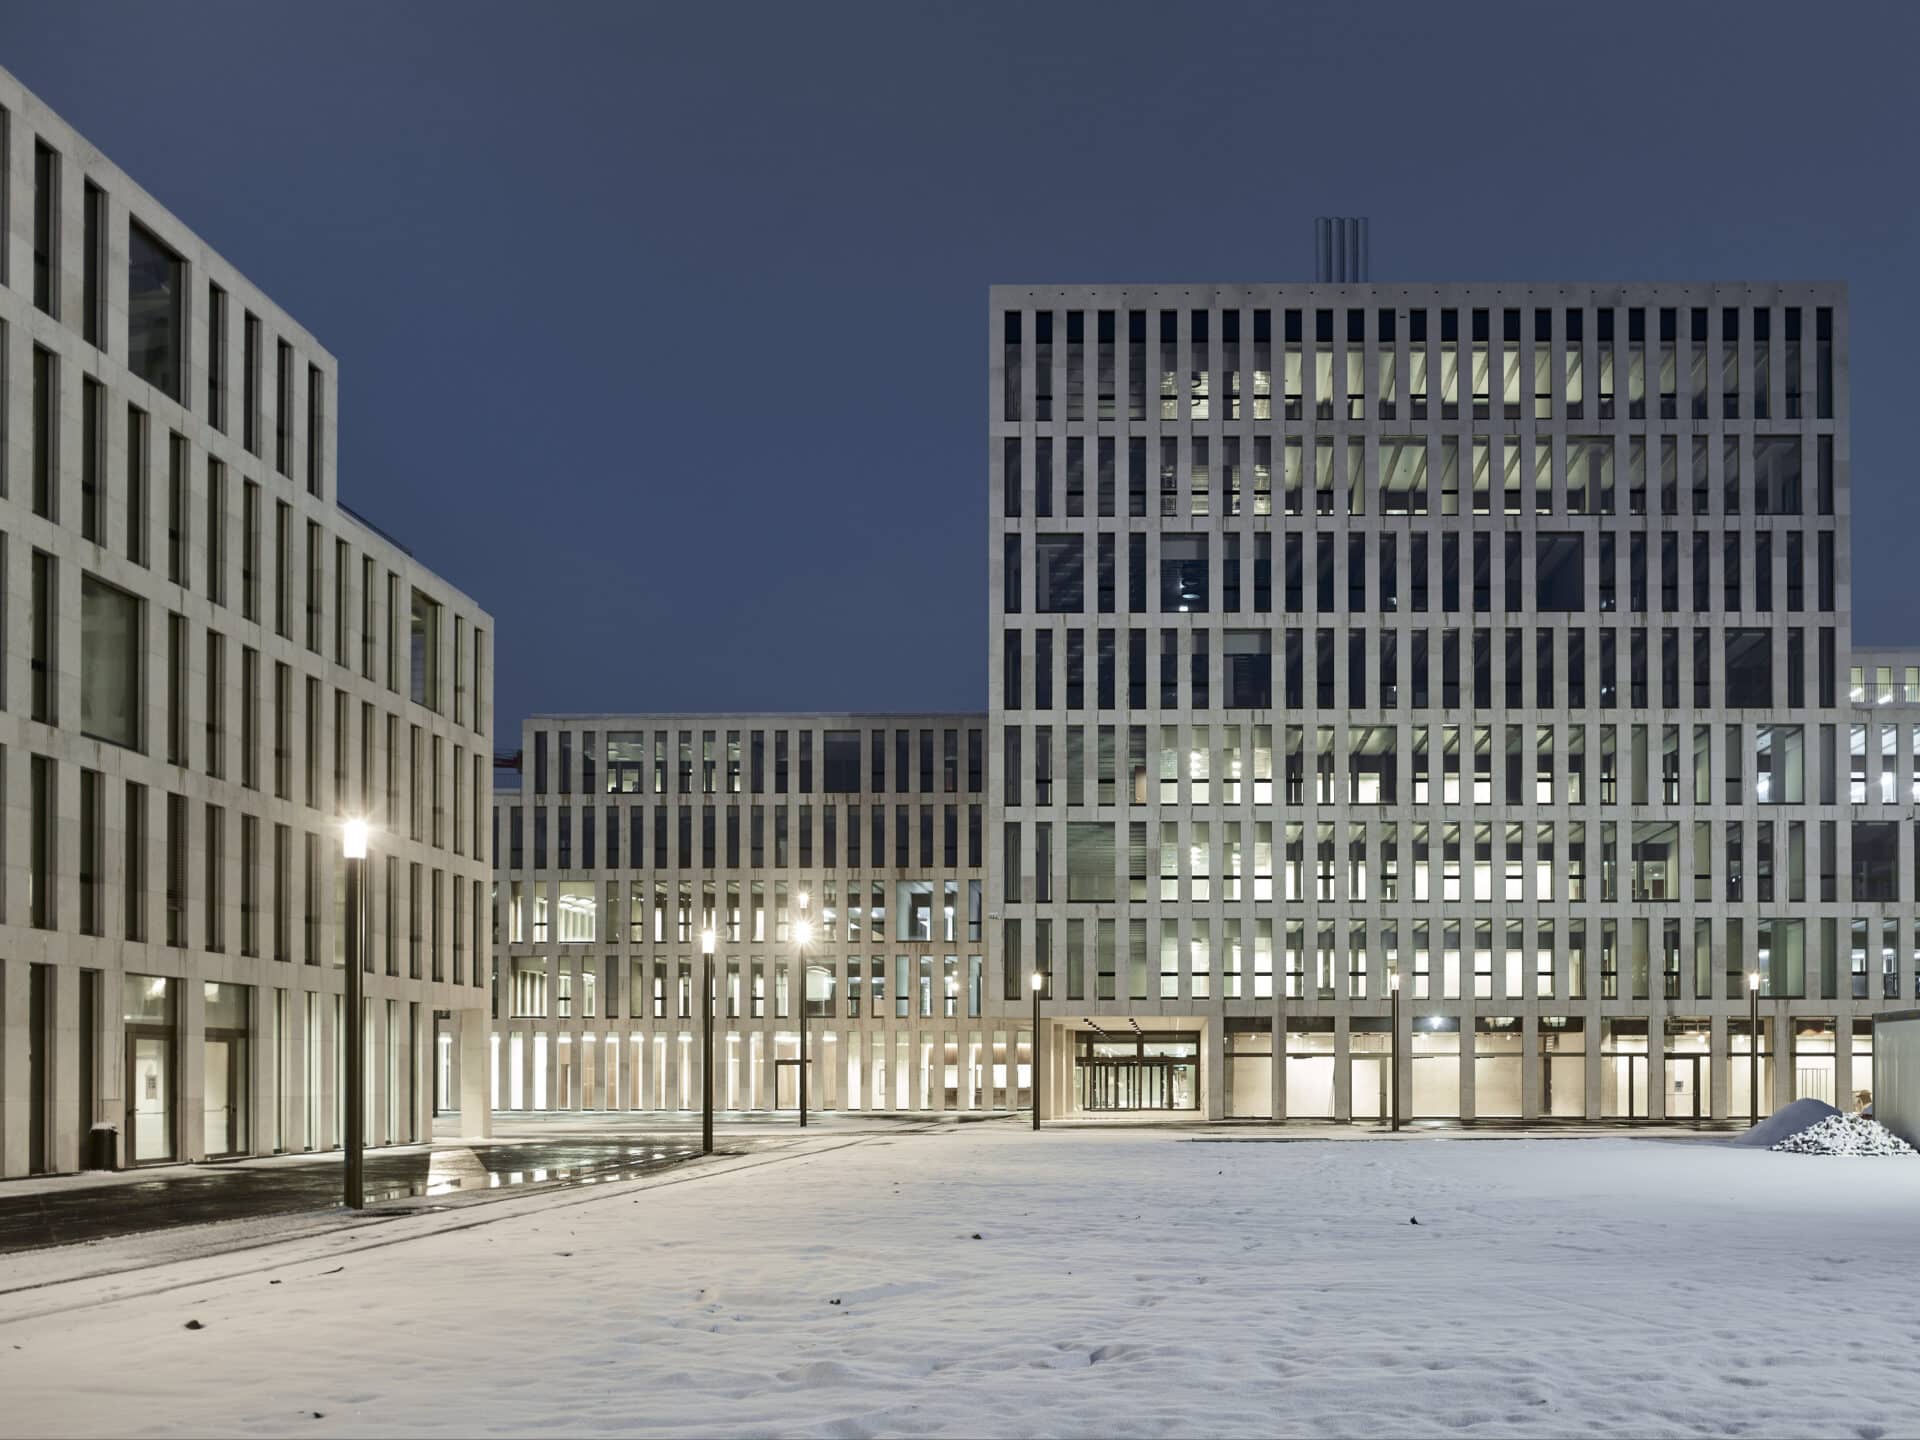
[[1074, 1034, 1199, 1111]]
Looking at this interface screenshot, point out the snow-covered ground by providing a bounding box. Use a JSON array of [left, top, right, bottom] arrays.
[[4, 1127, 1918, 1439]]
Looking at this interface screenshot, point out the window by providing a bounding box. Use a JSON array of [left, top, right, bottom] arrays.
[[1225, 630, 1272, 708], [1725, 629, 1773, 708], [410, 588, 440, 709], [1066, 822, 1115, 902], [82, 181, 105, 348], [32, 346, 55, 521], [31, 550, 56, 724], [1754, 437, 1801, 515], [824, 730, 860, 792], [208, 283, 228, 430], [33, 140, 57, 316], [243, 312, 261, 455], [1535, 534, 1584, 611], [127, 221, 184, 400], [81, 576, 141, 749], [1161, 535, 1209, 612], [307, 364, 325, 495], [1852, 822, 1898, 902], [557, 881, 597, 942], [1035, 533, 1085, 613], [275, 341, 293, 477], [1755, 725, 1803, 804]]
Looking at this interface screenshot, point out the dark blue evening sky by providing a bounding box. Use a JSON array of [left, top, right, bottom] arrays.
[[4, 1, 1917, 739]]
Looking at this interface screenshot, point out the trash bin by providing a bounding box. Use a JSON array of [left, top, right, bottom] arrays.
[[87, 1123, 119, 1172]]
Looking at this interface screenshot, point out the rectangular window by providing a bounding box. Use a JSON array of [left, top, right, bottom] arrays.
[[32, 346, 56, 521], [306, 364, 325, 496], [127, 220, 184, 400], [242, 312, 261, 455], [82, 180, 105, 347], [207, 283, 228, 431], [410, 589, 440, 709], [275, 340, 293, 477], [33, 140, 58, 316]]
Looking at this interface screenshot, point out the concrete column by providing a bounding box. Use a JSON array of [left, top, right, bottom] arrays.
[[1648, 1011, 1668, 1121], [1519, 1013, 1541, 1120], [1, 960, 28, 1175], [1583, 1012, 1603, 1121], [181, 976, 205, 1161], [457, 1008, 491, 1139], [288, 988, 310, 1151], [252, 985, 277, 1153], [1835, 1011, 1855, 1110], [1770, 1004, 1792, 1113], [102, 980, 126, 1164], [1332, 1015, 1351, 1121], [1202, 1019, 1224, 1120], [51, 964, 81, 1172], [1271, 1008, 1286, 1121], [1459, 1013, 1476, 1121]]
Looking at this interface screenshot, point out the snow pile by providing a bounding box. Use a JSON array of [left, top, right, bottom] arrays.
[[1733, 1096, 1841, 1147], [1772, 1113, 1916, 1157]]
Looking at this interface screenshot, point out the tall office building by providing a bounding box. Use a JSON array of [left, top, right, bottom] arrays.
[[0, 67, 492, 1177], [485, 716, 995, 1115], [993, 282, 1917, 1122]]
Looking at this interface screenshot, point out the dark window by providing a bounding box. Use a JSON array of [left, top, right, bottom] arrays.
[[1851, 821, 1898, 902], [1724, 629, 1773, 708], [1225, 631, 1272, 709], [823, 730, 860, 793], [1536, 534, 1583, 611], [33, 141, 57, 316], [1035, 533, 1085, 613], [1754, 437, 1801, 515], [127, 221, 184, 400]]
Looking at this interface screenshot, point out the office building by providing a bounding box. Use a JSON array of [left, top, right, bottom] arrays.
[[0, 67, 492, 1176], [485, 717, 996, 1113], [994, 282, 1915, 1121]]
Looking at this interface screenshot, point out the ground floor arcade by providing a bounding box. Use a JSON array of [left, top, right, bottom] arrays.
[[479, 1009, 1880, 1124]]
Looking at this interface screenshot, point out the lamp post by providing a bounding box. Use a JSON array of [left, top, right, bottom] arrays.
[[341, 818, 369, 1210], [1030, 969, 1044, 1132], [701, 928, 716, 1155], [796, 892, 813, 1130], [1748, 969, 1762, 1128], [1389, 969, 1402, 1133]]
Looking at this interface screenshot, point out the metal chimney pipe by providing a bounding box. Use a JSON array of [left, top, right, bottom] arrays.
[[1314, 217, 1371, 282]]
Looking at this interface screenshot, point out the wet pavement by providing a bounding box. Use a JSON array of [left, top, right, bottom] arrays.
[[0, 1138, 707, 1254]]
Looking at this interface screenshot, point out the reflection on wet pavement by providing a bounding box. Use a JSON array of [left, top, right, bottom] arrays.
[[0, 1139, 707, 1254]]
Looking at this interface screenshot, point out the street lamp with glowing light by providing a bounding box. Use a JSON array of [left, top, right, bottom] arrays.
[[700, 927, 716, 1154], [795, 894, 816, 1128], [339, 818, 372, 1208], [1029, 970, 1045, 1131], [1388, 970, 1403, 1133]]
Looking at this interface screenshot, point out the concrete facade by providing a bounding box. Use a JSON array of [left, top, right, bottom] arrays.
[[0, 66, 492, 1176], [992, 283, 1919, 1122]]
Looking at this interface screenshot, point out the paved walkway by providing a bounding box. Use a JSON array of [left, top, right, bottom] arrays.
[[0, 1136, 705, 1254]]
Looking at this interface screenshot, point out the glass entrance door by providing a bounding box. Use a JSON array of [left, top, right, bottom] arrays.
[[205, 1038, 235, 1156], [127, 1032, 175, 1163], [1664, 1054, 1705, 1120], [1074, 1035, 1199, 1111]]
